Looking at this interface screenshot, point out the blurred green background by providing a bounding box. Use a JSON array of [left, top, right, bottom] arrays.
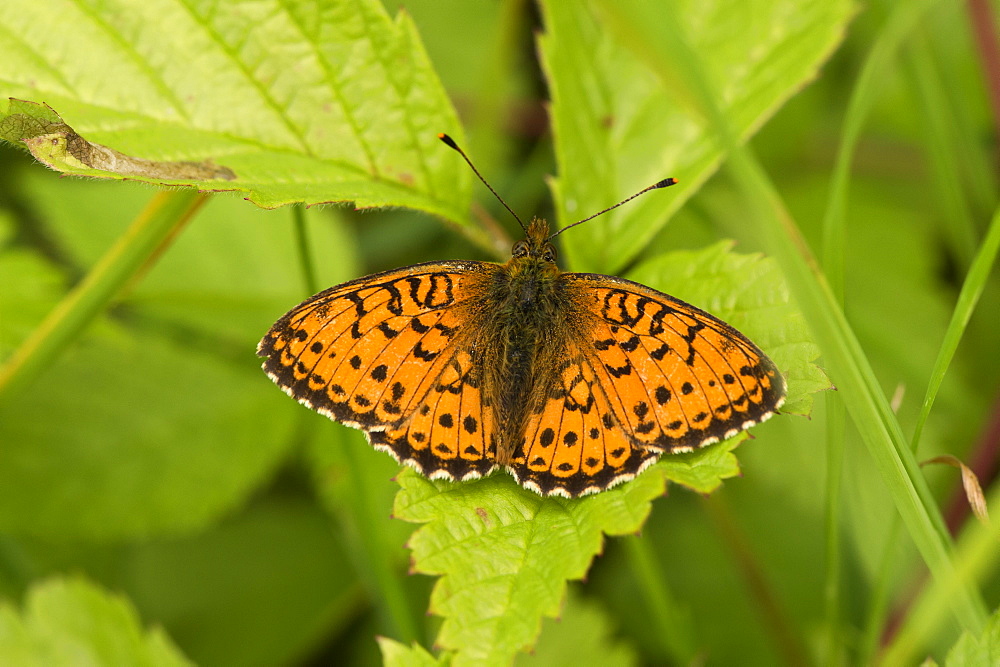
[[1, 0, 999, 665]]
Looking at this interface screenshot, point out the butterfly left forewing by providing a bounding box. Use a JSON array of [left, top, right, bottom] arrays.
[[258, 262, 498, 481]]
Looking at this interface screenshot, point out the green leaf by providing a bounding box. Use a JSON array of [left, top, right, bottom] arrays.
[[538, 0, 853, 273], [517, 590, 638, 667], [393, 468, 664, 666], [0, 0, 470, 224], [946, 607, 1000, 666], [0, 576, 191, 666], [0, 187, 312, 540], [0, 320, 297, 540], [391, 242, 826, 663], [120, 496, 362, 666], [378, 637, 446, 667]]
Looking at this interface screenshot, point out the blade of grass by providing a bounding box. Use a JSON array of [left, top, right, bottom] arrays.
[[855, 204, 999, 663], [593, 0, 988, 634], [911, 205, 1000, 449], [287, 221, 422, 645], [0, 189, 206, 402]]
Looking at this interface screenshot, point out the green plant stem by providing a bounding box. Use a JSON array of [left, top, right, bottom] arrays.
[[289, 213, 421, 645], [622, 536, 696, 664], [858, 519, 905, 664], [292, 205, 319, 296], [0, 190, 206, 403], [821, 396, 845, 666], [337, 436, 421, 645], [593, 0, 987, 635], [702, 494, 810, 667]]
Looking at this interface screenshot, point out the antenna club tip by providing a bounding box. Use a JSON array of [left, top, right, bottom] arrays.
[[654, 177, 679, 188], [438, 133, 458, 149]]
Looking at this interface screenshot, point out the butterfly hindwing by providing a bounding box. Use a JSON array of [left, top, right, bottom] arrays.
[[511, 350, 660, 497], [371, 348, 497, 481]]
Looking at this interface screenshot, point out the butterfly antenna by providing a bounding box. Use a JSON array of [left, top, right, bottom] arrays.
[[548, 178, 679, 240], [439, 133, 527, 234]]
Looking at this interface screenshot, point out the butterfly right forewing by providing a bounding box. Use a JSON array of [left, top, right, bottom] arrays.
[[567, 273, 786, 452]]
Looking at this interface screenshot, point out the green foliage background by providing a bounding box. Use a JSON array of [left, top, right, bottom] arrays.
[[1, 0, 999, 665]]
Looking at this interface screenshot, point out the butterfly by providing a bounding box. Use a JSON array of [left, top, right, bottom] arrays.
[[258, 135, 786, 498]]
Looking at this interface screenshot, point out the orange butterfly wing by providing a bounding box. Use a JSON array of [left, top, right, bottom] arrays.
[[511, 273, 785, 497], [258, 262, 498, 482]]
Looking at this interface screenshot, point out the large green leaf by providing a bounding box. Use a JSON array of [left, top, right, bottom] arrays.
[[539, 0, 853, 273], [393, 244, 826, 664], [0, 179, 344, 540], [0, 319, 297, 540], [0, 576, 190, 666], [0, 0, 470, 224], [119, 496, 361, 666]]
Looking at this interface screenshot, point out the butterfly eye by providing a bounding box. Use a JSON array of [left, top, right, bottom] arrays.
[[512, 240, 529, 257], [542, 244, 557, 262]]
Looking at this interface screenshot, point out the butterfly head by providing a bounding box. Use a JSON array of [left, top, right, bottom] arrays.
[[512, 218, 557, 263], [505, 217, 561, 282]]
